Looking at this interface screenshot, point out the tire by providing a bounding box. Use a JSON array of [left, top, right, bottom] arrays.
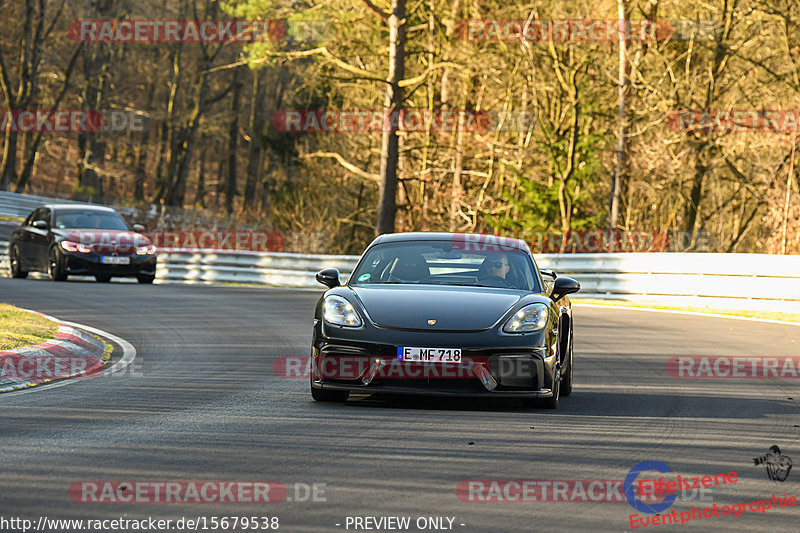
[[48, 247, 67, 281], [9, 245, 28, 279], [311, 384, 349, 403], [560, 333, 573, 397], [95, 275, 111, 283], [523, 367, 560, 409], [539, 367, 561, 409], [137, 274, 155, 284]]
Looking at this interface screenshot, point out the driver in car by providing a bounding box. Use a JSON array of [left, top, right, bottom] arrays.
[[479, 255, 511, 281]]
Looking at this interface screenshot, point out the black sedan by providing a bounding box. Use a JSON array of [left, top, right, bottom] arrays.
[[9, 204, 157, 283], [311, 232, 579, 409]]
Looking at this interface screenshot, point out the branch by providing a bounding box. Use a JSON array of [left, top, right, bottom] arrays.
[[208, 47, 385, 84], [0, 40, 13, 106], [362, 0, 389, 21], [302, 152, 379, 182], [398, 62, 466, 88]]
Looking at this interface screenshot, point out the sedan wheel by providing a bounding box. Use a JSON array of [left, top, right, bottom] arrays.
[[49, 247, 67, 281], [95, 275, 111, 283], [137, 274, 155, 284], [10, 245, 28, 279]]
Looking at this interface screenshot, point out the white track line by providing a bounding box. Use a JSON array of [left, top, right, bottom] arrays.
[[573, 302, 800, 327], [0, 315, 136, 396]]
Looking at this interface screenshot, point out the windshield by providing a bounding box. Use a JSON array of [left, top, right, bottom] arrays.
[[54, 210, 130, 231], [350, 241, 540, 291]]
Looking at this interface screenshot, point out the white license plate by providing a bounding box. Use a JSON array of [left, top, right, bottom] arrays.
[[397, 347, 462, 363], [101, 256, 130, 265]]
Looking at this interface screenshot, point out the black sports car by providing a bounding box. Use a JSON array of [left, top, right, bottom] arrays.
[[9, 204, 157, 283], [311, 232, 580, 408]]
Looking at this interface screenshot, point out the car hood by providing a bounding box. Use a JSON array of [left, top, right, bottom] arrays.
[[56, 229, 153, 254], [351, 285, 524, 331]]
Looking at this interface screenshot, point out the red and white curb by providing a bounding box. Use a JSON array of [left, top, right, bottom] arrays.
[[0, 310, 124, 392]]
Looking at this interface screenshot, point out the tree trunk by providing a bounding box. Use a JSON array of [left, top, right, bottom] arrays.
[[375, 0, 406, 235], [0, 130, 18, 190], [225, 69, 242, 215], [608, 0, 630, 229], [243, 69, 266, 210]]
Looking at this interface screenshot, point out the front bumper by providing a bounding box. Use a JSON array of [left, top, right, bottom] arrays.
[[63, 253, 157, 277], [311, 326, 558, 399]]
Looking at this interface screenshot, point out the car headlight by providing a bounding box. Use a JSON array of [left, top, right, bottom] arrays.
[[503, 303, 549, 333], [60, 241, 91, 253], [136, 244, 157, 255], [322, 295, 362, 327]]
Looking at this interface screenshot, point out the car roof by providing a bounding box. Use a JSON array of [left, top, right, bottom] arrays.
[[39, 204, 118, 213], [371, 232, 530, 251]]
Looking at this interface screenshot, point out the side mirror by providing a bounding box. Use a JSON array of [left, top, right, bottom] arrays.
[[316, 268, 340, 289], [552, 276, 580, 302], [132, 224, 145, 232], [32, 220, 49, 229]]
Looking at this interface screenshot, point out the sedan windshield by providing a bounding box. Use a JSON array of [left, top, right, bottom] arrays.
[[54, 210, 130, 231], [350, 241, 539, 291]]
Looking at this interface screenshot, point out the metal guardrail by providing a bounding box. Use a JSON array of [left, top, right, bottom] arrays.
[[157, 251, 360, 287], [540, 253, 800, 313], [0, 242, 7, 274], [2, 239, 799, 312], [0, 191, 141, 221]]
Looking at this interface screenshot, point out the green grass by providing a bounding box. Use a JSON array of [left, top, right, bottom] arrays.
[[572, 298, 800, 323], [99, 337, 112, 362], [0, 304, 59, 350]]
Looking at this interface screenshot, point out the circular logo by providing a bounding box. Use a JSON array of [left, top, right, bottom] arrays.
[[624, 461, 677, 514]]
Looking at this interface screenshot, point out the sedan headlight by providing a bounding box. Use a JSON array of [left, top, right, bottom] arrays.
[[322, 295, 362, 327], [503, 303, 548, 333], [60, 241, 91, 253], [136, 244, 157, 255]]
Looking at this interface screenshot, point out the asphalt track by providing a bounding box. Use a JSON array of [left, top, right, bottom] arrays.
[[0, 278, 798, 533]]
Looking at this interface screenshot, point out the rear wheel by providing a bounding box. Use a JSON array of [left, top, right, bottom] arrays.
[[137, 274, 155, 284], [9, 245, 28, 279], [49, 247, 67, 281], [311, 384, 349, 403], [95, 275, 111, 283]]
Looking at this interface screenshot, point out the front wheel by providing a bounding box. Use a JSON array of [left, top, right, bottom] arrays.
[[539, 367, 560, 409], [560, 333, 573, 397], [10, 245, 28, 279], [523, 368, 560, 409], [49, 247, 67, 281], [137, 274, 155, 284], [311, 384, 349, 403], [95, 275, 111, 283]]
